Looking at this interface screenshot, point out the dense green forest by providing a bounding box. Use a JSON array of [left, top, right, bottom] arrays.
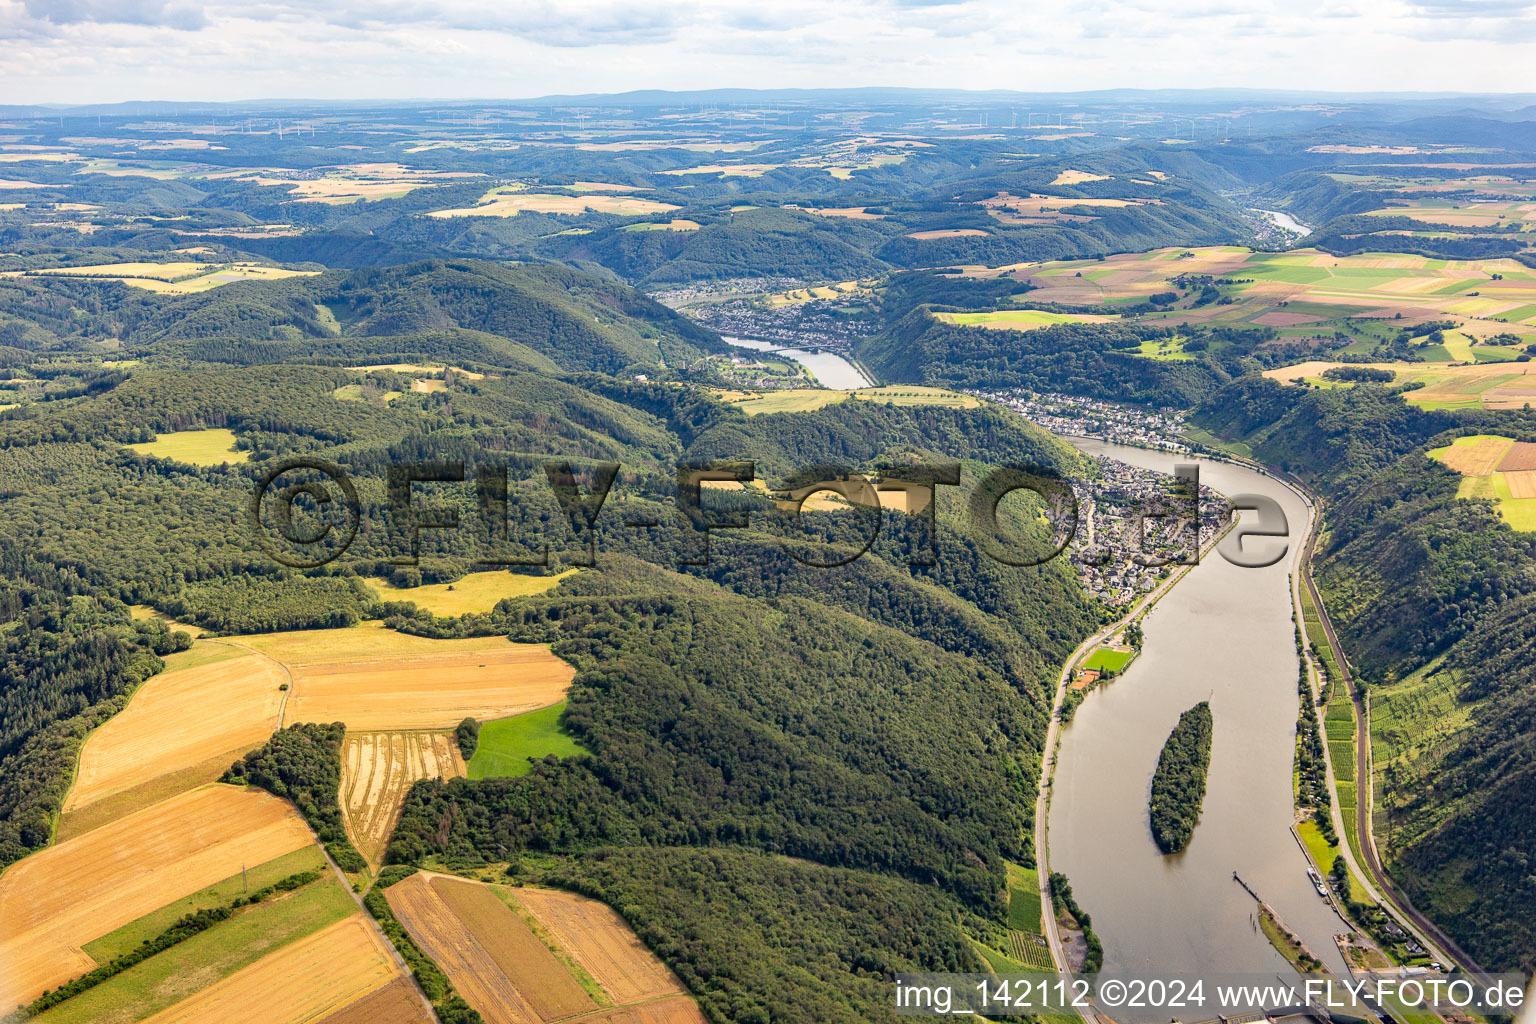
[[861, 309, 1240, 407], [1147, 702, 1214, 854], [0, 249, 1108, 1020]]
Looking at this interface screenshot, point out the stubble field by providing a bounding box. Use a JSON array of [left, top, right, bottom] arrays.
[[342, 731, 466, 869], [0, 784, 314, 1007], [137, 913, 408, 1024], [64, 650, 285, 813]]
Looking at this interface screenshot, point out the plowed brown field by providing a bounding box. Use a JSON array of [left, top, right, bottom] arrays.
[[139, 913, 405, 1024], [65, 653, 285, 812], [511, 888, 689, 1005], [1497, 440, 1536, 471], [1504, 470, 1536, 498], [570, 996, 709, 1024], [318, 977, 435, 1024], [0, 784, 313, 1007], [342, 731, 465, 869], [386, 873, 594, 1024]]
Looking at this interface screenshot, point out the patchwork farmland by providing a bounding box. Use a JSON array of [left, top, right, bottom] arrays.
[[1263, 358, 1536, 411], [0, 784, 314, 1008], [1427, 434, 1536, 529], [961, 246, 1536, 353], [135, 914, 415, 1024], [63, 645, 284, 818]]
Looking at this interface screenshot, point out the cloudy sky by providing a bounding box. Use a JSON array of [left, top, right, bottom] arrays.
[[3, 0, 1534, 104]]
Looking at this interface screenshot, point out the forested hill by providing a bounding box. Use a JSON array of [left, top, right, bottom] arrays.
[[1193, 378, 1536, 972], [860, 307, 1234, 407], [0, 258, 724, 374], [0, 255, 1104, 1019]]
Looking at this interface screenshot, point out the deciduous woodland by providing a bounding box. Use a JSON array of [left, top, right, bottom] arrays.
[[0, 88, 1533, 1024], [1148, 701, 1214, 854]]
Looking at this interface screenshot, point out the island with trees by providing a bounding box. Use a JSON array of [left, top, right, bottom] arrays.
[[1148, 702, 1215, 854]]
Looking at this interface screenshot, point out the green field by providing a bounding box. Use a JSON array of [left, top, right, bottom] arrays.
[[332, 383, 402, 403], [467, 700, 588, 780], [83, 846, 327, 962], [35, 874, 355, 1024], [715, 389, 849, 415], [369, 568, 578, 615], [716, 385, 977, 416], [852, 385, 980, 408], [125, 428, 248, 466], [1297, 820, 1367, 903], [1081, 647, 1134, 674], [1134, 337, 1193, 360], [1005, 862, 1042, 934]]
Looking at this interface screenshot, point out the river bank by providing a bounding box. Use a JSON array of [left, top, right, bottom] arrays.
[[1040, 441, 1353, 1019]]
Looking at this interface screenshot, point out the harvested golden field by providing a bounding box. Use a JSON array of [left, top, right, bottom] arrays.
[[318, 977, 435, 1024], [802, 206, 884, 219], [366, 569, 577, 615], [65, 652, 285, 812], [905, 228, 989, 239], [575, 997, 709, 1024], [1051, 169, 1112, 185], [1432, 435, 1515, 477], [342, 731, 465, 869], [140, 914, 407, 1024], [510, 888, 689, 1005], [387, 873, 595, 1024], [429, 188, 677, 218], [0, 784, 313, 1007], [20, 261, 317, 293], [228, 624, 573, 729], [978, 190, 1157, 225], [281, 645, 572, 731]]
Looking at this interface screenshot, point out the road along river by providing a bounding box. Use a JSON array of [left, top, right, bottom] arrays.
[[1046, 440, 1352, 1016]]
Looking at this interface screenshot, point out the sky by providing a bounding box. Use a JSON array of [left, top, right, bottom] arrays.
[[3, 0, 1535, 104]]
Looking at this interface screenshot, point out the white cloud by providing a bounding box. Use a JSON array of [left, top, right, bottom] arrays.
[[0, 0, 1533, 102]]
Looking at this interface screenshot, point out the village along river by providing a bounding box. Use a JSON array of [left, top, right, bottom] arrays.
[[1048, 440, 1353, 1015]]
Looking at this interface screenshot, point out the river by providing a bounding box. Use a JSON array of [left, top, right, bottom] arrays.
[[723, 336, 875, 390], [1048, 440, 1352, 1016], [1258, 209, 1313, 236]]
